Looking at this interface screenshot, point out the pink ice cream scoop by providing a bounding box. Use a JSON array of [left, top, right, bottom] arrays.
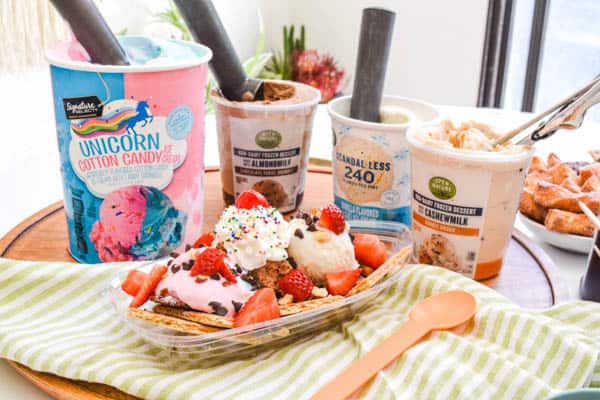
[[90, 185, 186, 262], [155, 249, 253, 317]]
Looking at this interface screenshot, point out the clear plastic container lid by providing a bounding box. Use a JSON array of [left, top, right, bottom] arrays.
[[107, 220, 412, 365]]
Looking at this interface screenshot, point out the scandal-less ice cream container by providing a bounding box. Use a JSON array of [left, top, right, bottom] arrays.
[[328, 95, 439, 224], [47, 36, 212, 263]]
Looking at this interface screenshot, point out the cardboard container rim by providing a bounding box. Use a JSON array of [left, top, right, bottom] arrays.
[[46, 36, 213, 73], [328, 95, 440, 131], [210, 80, 321, 112]]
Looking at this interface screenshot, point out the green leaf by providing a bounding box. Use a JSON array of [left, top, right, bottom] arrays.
[[155, 0, 192, 41]]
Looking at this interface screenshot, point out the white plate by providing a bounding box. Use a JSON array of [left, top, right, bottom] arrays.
[[518, 212, 592, 254]]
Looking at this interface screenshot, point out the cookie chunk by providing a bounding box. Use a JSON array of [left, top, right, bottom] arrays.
[[249, 260, 293, 294]]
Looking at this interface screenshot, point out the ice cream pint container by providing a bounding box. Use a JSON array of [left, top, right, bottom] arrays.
[[211, 80, 320, 213], [407, 122, 534, 280], [47, 36, 212, 263], [328, 95, 439, 224]]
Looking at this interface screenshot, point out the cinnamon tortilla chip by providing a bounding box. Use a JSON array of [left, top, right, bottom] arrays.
[[279, 296, 345, 316], [347, 245, 413, 296], [128, 308, 221, 335], [153, 305, 233, 328]]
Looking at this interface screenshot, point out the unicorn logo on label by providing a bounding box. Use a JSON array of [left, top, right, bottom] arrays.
[[71, 99, 154, 137]]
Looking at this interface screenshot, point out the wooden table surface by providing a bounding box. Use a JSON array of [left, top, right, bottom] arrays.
[[0, 167, 569, 400]]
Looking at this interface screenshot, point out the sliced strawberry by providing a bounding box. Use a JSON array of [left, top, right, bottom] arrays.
[[129, 265, 168, 308], [192, 232, 215, 248], [235, 190, 269, 209], [317, 204, 346, 234], [191, 248, 237, 283], [325, 269, 361, 296], [121, 269, 147, 296], [233, 288, 280, 327], [353, 233, 387, 269], [278, 269, 314, 302]]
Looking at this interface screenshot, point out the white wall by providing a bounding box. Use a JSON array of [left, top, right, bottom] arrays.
[[99, 0, 487, 106], [259, 0, 488, 106]]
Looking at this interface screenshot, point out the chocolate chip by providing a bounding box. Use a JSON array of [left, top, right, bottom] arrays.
[[170, 252, 180, 258], [182, 261, 192, 271], [160, 288, 169, 297], [296, 211, 308, 219], [294, 228, 304, 239], [235, 265, 243, 274], [209, 301, 228, 316], [304, 215, 313, 225], [171, 265, 180, 273], [167, 259, 173, 266], [232, 301, 243, 313], [288, 257, 297, 268], [307, 224, 317, 232], [313, 215, 319, 223], [195, 275, 208, 283], [210, 273, 220, 280], [185, 244, 192, 251]]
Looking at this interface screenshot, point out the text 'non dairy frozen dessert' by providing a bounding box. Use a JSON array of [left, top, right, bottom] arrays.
[[212, 80, 320, 213], [47, 36, 212, 263], [407, 120, 533, 280]]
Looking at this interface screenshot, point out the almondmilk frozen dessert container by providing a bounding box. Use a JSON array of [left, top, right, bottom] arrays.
[[47, 36, 212, 263], [328, 95, 439, 225], [211, 80, 320, 213], [407, 120, 534, 280]]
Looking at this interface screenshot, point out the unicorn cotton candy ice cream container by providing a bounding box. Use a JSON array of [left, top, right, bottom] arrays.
[[47, 36, 212, 263]]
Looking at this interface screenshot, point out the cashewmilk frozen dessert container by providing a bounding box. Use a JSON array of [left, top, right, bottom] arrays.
[[407, 120, 534, 280], [328, 95, 439, 224], [211, 80, 320, 213], [47, 36, 212, 263]]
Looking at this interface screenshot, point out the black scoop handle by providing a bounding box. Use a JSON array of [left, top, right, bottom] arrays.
[[350, 7, 396, 122], [174, 0, 263, 101], [50, 0, 129, 65]]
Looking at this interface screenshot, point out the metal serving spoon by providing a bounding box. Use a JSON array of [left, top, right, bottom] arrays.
[[494, 75, 600, 146]]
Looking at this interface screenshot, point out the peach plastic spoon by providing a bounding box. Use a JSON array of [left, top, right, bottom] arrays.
[[311, 290, 477, 400]]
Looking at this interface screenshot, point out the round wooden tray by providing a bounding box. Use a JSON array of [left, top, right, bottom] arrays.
[[0, 167, 569, 400]]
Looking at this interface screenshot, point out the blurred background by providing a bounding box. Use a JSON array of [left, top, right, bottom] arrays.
[[2, 0, 599, 113]]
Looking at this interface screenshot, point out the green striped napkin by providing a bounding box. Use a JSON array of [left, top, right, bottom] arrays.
[[0, 258, 598, 400]]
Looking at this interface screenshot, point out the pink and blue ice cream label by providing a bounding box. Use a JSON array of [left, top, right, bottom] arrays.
[[48, 37, 211, 263]]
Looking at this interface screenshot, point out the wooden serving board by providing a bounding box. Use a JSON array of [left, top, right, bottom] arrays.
[[0, 166, 569, 400]]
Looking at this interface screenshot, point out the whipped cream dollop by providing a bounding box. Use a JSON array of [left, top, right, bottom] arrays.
[[213, 206, 303, 270]]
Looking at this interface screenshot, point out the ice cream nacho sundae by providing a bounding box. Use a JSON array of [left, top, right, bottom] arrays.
[[120, 190, 410, 333]]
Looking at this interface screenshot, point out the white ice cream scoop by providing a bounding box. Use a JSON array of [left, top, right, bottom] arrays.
[[379, 104, 416, 124]]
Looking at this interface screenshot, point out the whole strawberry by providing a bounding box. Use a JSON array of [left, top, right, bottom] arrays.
[[317, 204, 346, 235], [278, 269, 314, 302]]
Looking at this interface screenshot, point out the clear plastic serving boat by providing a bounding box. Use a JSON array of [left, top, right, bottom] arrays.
[[107, 220, 412, 365]]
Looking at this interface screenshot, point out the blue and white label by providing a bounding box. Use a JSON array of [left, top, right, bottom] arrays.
[[332, 120, 412, 224], [166, 105, 193, 140], [336, 196, 411, 224]]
